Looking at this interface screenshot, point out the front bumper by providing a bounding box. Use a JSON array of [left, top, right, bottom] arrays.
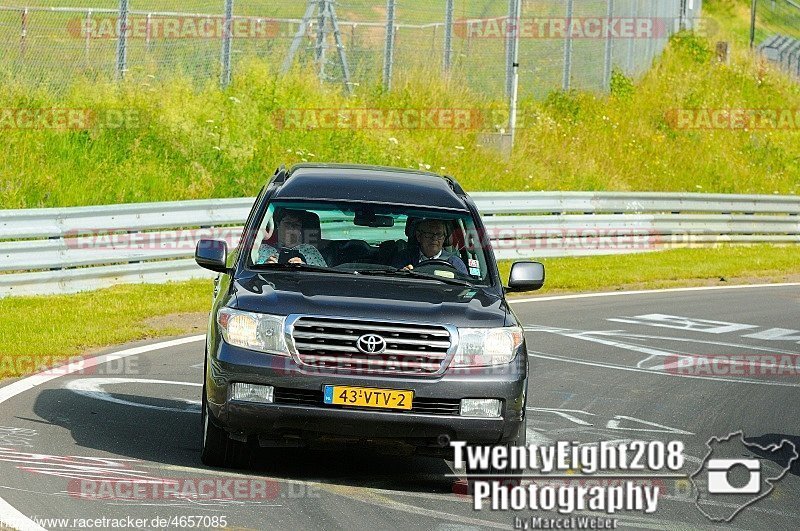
[[205, 341, 527, 447]]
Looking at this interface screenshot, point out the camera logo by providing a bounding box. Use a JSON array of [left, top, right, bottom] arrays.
[[706, 458, 761, 494], [691, 431, 798, 522]]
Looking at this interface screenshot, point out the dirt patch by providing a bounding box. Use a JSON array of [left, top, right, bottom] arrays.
[[142, 312, 208, 333]]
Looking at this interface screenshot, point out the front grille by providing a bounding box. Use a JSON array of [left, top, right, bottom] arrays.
[[273, 387, 461, 416], [290, 316, 453, 375]]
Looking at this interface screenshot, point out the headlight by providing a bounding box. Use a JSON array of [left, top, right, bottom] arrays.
[[451, 326, 524, 367], [217, 308, 289, 356]]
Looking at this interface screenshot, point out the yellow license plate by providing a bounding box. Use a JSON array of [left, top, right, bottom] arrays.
[[323, 385, 413, 410]]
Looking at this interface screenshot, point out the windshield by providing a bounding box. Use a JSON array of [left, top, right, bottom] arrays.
[[244, 200, 494, 285]]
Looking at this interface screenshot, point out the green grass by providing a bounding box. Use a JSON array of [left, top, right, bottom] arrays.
[[0, 280, 213, 379], [704, 0, 800, 47], [499, 244, 800, 293], [1, 26, 800, 208], [1, 244, 798, 379]]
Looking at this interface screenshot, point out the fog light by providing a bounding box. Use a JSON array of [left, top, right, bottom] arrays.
[[230, 383, 274, 404], [460, 398, 502, 418]]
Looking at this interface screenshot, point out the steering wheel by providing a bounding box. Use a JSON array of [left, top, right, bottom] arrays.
[[416, 258, 460, 271]]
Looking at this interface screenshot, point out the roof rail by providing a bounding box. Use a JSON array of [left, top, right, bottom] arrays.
[[444, 175, 466, 195], [270, 165, 288, 186]]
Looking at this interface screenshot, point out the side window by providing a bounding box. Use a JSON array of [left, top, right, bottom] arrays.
[[250, 203, 276, 264], [239, 186, 269, 265]]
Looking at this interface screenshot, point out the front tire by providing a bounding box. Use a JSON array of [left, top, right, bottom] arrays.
[[201, 402, 229, 467], [201, 398, 252, 469]]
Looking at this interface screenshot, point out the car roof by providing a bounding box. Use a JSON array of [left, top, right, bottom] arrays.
[[272, 164, 469, 212]]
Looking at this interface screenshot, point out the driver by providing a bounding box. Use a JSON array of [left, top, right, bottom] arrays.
[[393, 218, 467, 274], [256, 209, 327, 267]]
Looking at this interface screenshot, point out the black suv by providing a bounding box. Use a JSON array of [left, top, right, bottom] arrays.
[[195, 163, 544, 473]]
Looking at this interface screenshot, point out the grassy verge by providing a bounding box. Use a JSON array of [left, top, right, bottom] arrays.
[[2, 13, 800, 208], [1, 244, 798, 379]]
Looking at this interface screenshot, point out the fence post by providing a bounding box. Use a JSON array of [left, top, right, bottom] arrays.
[[443, 0, 454, 73], [508, 0, 522, 151], [645, 0, 655, 66], [220, 0, 234, 88], [85, 10, 92, 64], [316, 0, 327, 77], [627, 0, 638, 74], [20, 8, 28, 58], [382, 0, 396, 91], [603, 0, 615, 89], [145, 13, 152, 51], [750, 0, 757, 49], [562, 0, 574, 91], [678, 0, 686, 30], [505, 0, 518, 98], [115, 0, 129, 80]]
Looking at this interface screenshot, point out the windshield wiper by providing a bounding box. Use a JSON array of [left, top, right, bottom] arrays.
[[354, 267, 474, 287]]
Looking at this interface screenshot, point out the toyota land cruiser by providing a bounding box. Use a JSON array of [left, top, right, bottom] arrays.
[[195, 163, 545, 476]]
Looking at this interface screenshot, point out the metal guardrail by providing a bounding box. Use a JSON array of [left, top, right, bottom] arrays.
[[1, 192, 799, 298]]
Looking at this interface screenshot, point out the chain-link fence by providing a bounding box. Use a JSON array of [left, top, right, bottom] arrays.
[[0, 0, 703, 99], [753, 0, 800, 80]]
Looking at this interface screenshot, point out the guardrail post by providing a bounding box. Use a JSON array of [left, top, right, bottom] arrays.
[[115, 0, 129, 80], [562, 0, 574, 91], [220, 0, 234, 88], [443, 0, 454, 73], [603, 0, 615, 89], [383, 0, 396, 91]]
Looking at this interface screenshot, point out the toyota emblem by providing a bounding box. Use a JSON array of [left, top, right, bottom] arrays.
[[356, 334, 387, 354]]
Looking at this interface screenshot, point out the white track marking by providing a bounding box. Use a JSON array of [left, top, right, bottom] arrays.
[[586, 330, 800, 356], [0, 335, 205, 531], [526, 407, 595, 426], [65, 378, 202, 413], [0, 282, 797, 528], [525, 326, 800, 373], [606, 416, 693, 435], [527, 350, 800, 388], [509, 282, 800, 304], [0, 336, 204, 406], [608, 314, 760, 334], [743, 328, 800, 342], [528, 350, 800, 387]]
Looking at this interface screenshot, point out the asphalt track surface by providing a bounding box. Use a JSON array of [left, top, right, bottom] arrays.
[[0, 284, 798, 530]]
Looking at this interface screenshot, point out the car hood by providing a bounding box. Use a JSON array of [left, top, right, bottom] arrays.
[[231, 271, 508, 328]]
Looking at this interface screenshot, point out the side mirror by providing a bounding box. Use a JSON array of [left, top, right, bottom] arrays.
[[507, 261, 545, 292], [195, 239, 228, 273]]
